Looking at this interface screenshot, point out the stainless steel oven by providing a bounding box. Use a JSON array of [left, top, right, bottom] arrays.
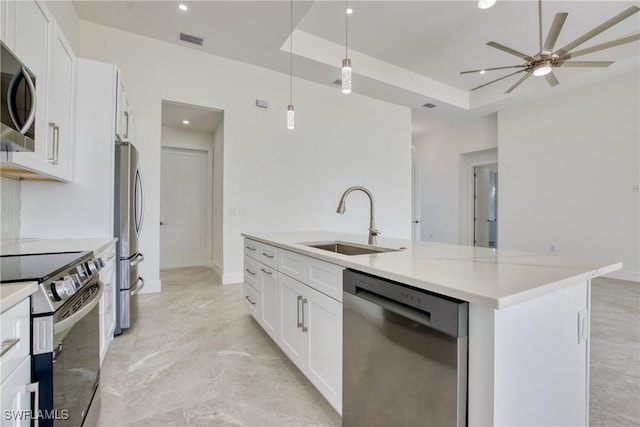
[[1, 251, 104, 426]]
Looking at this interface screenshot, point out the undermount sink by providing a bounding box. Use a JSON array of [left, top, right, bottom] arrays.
[[301, 241, 402, 256]]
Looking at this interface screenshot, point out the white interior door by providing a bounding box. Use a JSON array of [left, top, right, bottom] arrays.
[[160, 146, 209, 269]]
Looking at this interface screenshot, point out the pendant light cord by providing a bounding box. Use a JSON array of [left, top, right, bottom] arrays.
[[345, 0, 349, 59], [538, 0, 543, 53], [289, 0, 293, 105]]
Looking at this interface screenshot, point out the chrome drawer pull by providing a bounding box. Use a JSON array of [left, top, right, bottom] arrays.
[[301, 298, 308, 332], [245, 246, 256, 251], [1, 338, 20, 357], [245, 295, 256, 305], [261, 252, 274, 259], [297, 295, 303, 328], [245, 268, 256, 276], [260, 268, 273, 275]]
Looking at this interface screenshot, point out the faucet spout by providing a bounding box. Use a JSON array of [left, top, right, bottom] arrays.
[[336, 186, 379, 245]]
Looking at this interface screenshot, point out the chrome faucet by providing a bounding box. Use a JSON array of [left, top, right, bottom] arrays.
[[336, 186, 380, 245]]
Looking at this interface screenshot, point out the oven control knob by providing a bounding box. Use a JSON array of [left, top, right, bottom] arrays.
[[87, 261, 99, 275], [51, 277, 77, 301]]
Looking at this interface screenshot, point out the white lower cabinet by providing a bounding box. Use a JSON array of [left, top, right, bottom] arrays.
[[98, 243, 116, 365], [243, 238, 343, 414], [0, 356, 31, 427]]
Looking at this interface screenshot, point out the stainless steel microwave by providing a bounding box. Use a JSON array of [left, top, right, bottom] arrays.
[[1, 42, 36, 152]]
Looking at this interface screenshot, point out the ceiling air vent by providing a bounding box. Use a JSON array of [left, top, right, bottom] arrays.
[[179, 32, 204, 46], [422, 103, 437, 109]]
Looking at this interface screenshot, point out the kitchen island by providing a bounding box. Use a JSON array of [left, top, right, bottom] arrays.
[[242, 230, 621, 426]]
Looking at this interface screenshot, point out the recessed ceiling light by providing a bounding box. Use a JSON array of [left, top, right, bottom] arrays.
[[346, 8, 353, 15], [480, 70, 486, 74], [182, 120, 190, 125], [178, 4, 188, 12]]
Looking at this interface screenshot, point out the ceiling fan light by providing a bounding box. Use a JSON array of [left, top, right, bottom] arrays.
[[533, 61, 553, 77], [477, 0, 496, 9]]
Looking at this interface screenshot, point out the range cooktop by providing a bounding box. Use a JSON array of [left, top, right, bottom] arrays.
[[0, 251, 92, 283]]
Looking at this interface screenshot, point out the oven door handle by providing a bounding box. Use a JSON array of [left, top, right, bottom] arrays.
[[53, 283, 103, 336]]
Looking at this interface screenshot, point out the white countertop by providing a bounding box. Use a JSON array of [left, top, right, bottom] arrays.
[[0, 237, 116, 256], [0, 281, 38, 313], [242, 231, 622, 309]]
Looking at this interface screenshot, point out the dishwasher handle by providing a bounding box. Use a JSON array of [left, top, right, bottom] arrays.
[[344, 269, 468, 338], [355, 287, 432, 327]]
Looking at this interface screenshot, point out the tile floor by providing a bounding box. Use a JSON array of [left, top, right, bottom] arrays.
[[97, 268, 639, 426]]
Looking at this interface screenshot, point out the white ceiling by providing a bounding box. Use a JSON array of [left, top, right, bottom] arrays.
[[73, 0, 640, 136], [161, 101, 223, 133]]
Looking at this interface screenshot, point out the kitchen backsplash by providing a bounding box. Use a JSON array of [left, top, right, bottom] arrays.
[[1, 177, 21, 240]]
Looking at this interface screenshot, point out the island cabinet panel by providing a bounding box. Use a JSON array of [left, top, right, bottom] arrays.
[[468, 280, 590, 427], [243, 238, 343, 414]]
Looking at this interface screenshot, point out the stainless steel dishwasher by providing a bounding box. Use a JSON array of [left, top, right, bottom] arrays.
[[343, 269, 469, 427]]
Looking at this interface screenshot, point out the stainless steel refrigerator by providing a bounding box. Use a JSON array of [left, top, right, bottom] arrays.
[[114, 141, 145, 334]]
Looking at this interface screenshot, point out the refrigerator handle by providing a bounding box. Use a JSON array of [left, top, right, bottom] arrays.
[[134, 167, 145, 237], [130, 253, 144, 267]]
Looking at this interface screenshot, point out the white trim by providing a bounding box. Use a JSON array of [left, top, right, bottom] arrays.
[[223, 272, 243, 285]]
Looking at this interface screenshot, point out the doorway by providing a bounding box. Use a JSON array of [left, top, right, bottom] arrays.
[[160, 101, 224, 271], [473, 163, 498, 248]]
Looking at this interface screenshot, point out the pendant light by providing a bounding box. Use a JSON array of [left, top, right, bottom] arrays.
[[287, 0, 295, 129], [341, 0, 352, 94], [478, 0, 496, 9]]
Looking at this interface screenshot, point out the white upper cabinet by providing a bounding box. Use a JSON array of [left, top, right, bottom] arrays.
[[115, 71, 133, 143], [1, 0, 75, 181]]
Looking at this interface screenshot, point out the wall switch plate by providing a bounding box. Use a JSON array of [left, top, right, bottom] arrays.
[[578, 309, 588, 344]]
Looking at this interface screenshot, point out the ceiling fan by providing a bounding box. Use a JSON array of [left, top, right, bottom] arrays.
[[461, 0, 640, 94]]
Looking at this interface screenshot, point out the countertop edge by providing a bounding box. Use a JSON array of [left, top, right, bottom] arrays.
[[0, 281, 38, 314]]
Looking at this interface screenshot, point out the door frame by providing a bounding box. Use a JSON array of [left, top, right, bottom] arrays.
[[160, 143, 213, 269], [459, 148, 498, 246]]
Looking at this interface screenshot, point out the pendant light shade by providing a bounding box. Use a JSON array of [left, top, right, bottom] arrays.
[[287, 0, 295, 129], [341, 58, 352, 94], [341, 0, 351, 95], [287, 105, 295, 130]]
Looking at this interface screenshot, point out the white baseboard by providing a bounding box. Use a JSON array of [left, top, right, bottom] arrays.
[[211, 260, 223, 276], [138, 279, 161, 294], [605, 269, 640, 283], [223, 272, 243, 285]]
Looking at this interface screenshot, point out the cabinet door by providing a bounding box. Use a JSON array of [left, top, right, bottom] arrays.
[[99, 261, 115, 365], [306, 287, 342, 414], [9, 0, 53, 174], [115, 73, 131, 142], [44, 23, 75, 180], [0, 356, 31, 427], [278, 275, 306, 371], [0, 0, 16, 48], [259, 265, 279, 342]]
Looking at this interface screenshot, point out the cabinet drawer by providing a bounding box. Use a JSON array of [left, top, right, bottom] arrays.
[[0, 354, 31, 426], [244, 238, 260, 260], [1, 298, 30, 384], [258, 243, 279, 269], [306, 258, 344, 302], [243, 283, 260, 321], [279, 249, 305, 282], [244, 256, 260, 291]]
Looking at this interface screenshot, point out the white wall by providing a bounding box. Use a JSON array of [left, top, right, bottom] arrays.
[[1, 177, 21, 240], [212, 120, 224, 273], [74, 20, 412, 287], [413, 115, 498, 244], [499, 71, 639, 281]]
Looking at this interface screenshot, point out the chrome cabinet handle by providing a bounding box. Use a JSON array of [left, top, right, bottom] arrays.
[[301, 298, 308, 332], [53, 124, 60, 165], [260, 268, 272, 275], [47, 122, 56, 163], [261, 252, 274, 259], [26, 382, 40, 427], [297, 295, 303, 328], [245, 268, 256, 276], [0, 338, 20, 357], [245, 295, 256, 305], [245, 245, 256, 251], [123, 111, 129, 139]]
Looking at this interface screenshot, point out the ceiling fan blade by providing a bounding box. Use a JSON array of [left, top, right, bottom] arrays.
[[471, 69, 526, 91], [505, 71, 533, 94], [487, 41, 535, 61], [554, 5, 640, 56], [460, 65, 526, 74], [559, 61, 614, 68], [562, 34, 640, 60], [544, 72, 559, 88], [543, 13, 568, 52]]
